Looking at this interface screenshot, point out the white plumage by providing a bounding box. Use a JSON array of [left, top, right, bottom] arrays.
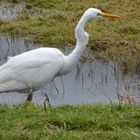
[[0, 8, 120, 101], [0, 48, 64, 92]]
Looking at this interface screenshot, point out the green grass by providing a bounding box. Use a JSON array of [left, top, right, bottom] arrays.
[[1, 0, 140, 46], [0, 104, 140, 140], [0, 0, 140, 72]]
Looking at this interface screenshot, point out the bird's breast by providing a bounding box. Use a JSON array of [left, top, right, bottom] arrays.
[[56, 57, 74, 76]]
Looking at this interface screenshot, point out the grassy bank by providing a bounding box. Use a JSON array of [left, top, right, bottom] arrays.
[[0, 0, 140, 72], [0, 104, 140, 140]]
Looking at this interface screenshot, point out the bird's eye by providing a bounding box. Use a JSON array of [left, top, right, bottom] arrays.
[[97, 13, 101, 16]]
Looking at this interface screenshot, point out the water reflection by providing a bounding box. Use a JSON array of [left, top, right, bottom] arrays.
[[0, 3, 49, 21], [0, 3, 26, 21], [0, 35, 140, 106]]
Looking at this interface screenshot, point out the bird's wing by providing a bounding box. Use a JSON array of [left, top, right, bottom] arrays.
[[0, 48, 64, 92]]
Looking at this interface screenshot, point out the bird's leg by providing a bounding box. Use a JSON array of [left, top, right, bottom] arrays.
[[26, 84, 33, 102], [26, 85, 33, 102], [26, 92, 33, 102], [41, 88, 51, 110], [44, 93, 51, 110]]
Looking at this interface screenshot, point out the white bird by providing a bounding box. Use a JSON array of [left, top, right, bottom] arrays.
[[0, 8, 120, 102]]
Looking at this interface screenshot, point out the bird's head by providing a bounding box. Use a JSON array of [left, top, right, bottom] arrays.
[[84, 8, 120, 20], [75, 8, 120, 42]]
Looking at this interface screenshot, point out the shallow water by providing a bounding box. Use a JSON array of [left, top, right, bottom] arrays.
[[0, 3, 49, 21], [0, 35, 140, 106], [0, 3, 26, 21]]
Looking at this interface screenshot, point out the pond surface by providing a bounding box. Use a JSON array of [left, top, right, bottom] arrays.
[[0, 35, 140, 106], [0, 3, 49, 21], [0, 3, 26, 21]]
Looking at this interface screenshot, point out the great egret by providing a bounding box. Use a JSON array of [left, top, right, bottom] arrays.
[[0, 8, 120, 103]]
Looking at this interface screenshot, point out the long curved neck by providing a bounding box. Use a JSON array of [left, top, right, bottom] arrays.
[[57, 12, 91, 76], [67, 14, 90, 66]]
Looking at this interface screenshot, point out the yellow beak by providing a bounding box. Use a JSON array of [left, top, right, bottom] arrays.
[[100, 12, 121, 19]]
